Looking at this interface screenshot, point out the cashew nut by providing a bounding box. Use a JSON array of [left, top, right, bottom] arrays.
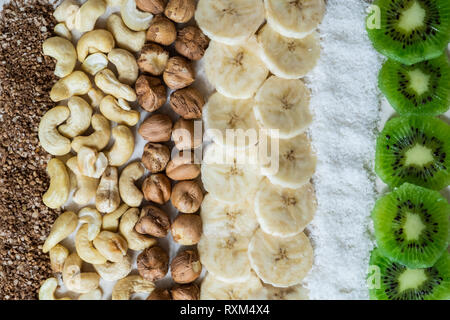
[[88, 87, 105, 108], [99, 96, 140, 126], [77, 29, 115, 62], [119, 162, 144, 208], [42, 211, 78, 253], [77, 146, 108, 179], [49, 244, 69, 273], [78, 207, 103, 241], [106, 125, 135, 167], [66, 157, 99, 205], [95, 69, 137, 102], [38, 278, 71, 300], [72, 114, 111, 152], [121, 0, 153, 31], [106, 0, 124, 6], [112, 275, 154, 300], [75, 224, 107, 264], [53, 0, 79, 24], [42, 158, 70, 209], [106, 14, 145, 52], [63, 252, 101, 293], [119, 208, 156, 250], [58, 96, 93, 138], [78, 288, 103, 300], [93, 254, 132, 281], [74, 0, 107, 33], [96, 166, 121, 214], [102, 203, 129, 232], [54, 23, 72, 40], [81, 53, 108, 76], [39, 106, 71, 156], [108, 48, 138, 85], [93, 231, 128, 262], [43, 37, 76, 78], [50, 71, 92, 102]]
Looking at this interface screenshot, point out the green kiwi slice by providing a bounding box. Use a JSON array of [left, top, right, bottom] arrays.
[[375, 116, 450, 190], [368, 248, 450, 300], [366, 0, 450, 65], [372, 183, 449, 268], [379, 55, 450, 115]]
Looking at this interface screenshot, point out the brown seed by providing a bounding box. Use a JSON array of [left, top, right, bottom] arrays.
[[164, 0, 195, 23], [142, 173, 172, 204], [138, 114, 172, 142], [171, 249, 202, 284], [171, 283, 200, 300], [175, 26, 210, 61], [163, 56, 195, 90], [137, 43, 169, 76], [135, 205, 171, 237], [135, 75, 167, 112], [166, 150, 200, 181], [170, 87, 204, 119], [171, 180, 203, 213], [137, 246, 169, 282], [146, 15, 177, 46], [147, 288, 172, 300], [141, 142, 171, 173], [172, 118, 203, 150], [171, 213, 202, 245], [136, 0, 167, 14]]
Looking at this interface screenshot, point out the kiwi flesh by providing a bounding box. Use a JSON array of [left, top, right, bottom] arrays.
[[375, 116, 450, 190], [372, 183, 449, 268], [368, 248, 450, 300], [366, 0, 450, 65], [379, 54, 450, 115]]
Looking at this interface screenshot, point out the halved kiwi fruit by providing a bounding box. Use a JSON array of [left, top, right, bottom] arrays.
[[368, 248, 450, 300], [366, 0, 450, 65], [375, 116, 450, 190], [372, 183, 449, 268], [379, 55, 450, 115]]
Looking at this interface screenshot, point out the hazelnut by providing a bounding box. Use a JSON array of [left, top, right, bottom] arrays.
[[142, 173, 171, 204], [142, 142, 171, 172], [139, 114, 172, 142], [164, 0, 195, 23], [138, 43, 169, 76], [147, 288, 172, 300], [146, 15, 176, 46], [175, 26, 210, 61], [170, 87, 204, 119], [135, 75, 167, 112], [163, 56, 195, 90], [171, 181, 203, 213], [171, 249, 202, 284], [166, 150, 200, 181], [172, 118, 202, 150], [137, 246, 169, 282], [171, 283, 200, 300], [135, 205, 171, 237], [136, 0, 167, 14], [171, 213, 202, 245]]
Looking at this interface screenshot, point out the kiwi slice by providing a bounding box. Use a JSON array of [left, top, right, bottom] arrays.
[[368, 248, 450, 300], [379, 55, 450, 115], [366, 0, 450, 65], [372, 183, 449, 268], [375, 116, 450, 190]]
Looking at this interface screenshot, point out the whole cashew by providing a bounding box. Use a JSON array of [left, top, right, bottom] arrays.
[[53, 0, 79, 24], [108, 48, 138, 85], [121, 0, 153, 31], [42, 211, 78, 253], [106, 14, 145, 53], [88, 87, 105, 108], [93, 254, 132, 281], [99, 95, 140, 126], [102, 203, 129, 232], [77, 146, 108, 179], [66, 157, 99, 205], [63, 252, 101, 293], [74, 0, 107, 33], [50, 71, 92, 102], [106, 125, 135, 167], [119, 162, 144, 207], [75, 224, 107, 264], [93, 231, 128, 262], [42, 158, 70, 209], [95, 69, 137, 102], [58, 96, 93, 138], [81, 53, 108, 76], [112, 275, 154, 300], [119, 208, 156, 250], [78, 288, 103, 300], [38, 278, 71, 300], [49, 244, 69, 273], [78, 207, 103, 241], [38, 106, 71, 156], [42, 37, 76, 78], [77, 29, 115, 62], [54, 23, 72, 40], [72, 114, 111, 152], [96, 166, 121, 214]]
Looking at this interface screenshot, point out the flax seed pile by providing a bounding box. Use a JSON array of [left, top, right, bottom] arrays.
[[0, 0, 59, 300]]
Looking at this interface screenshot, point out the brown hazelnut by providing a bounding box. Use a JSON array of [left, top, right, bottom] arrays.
[[141, 142, 171, 172], [138, 43, 169, 76], [139, 114, 172, 142], [164, 0, 195, 23], [163, 56, 195, 90], [147, 288, 172, 300], [171, 213, 202, 245], [142, 173, 171, 204], [171, 249, 202, 284], [171, 181, 203, 213], [136, 0, 167, 14], [175, 26, 210, 61], [137, 246, 169, 282], [135, 205, 171, 237], [171, 283, 200, 300], [170, 87, 204, 119], [135, 75, 167, 112], [172, 118, 202, 150], [166, 150, 200, 181], [146, 15, 176, 46]]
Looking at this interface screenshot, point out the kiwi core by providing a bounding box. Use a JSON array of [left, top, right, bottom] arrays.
[[404, 144, 434, 166], [398, 1, 426, 32], [403, 212, 425, 240], [398, 269, 427, 292], [408, 69, 430, 95]]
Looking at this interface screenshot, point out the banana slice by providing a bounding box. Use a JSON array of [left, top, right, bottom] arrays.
[[204, 92, 259, 149], [254, 76, 312, 139], [265, 0, 325, 39], [261, 283, 309, 300], [255, 179, 316, 237], [200, 272, 264, 300], [201, 194, 258, 238], [195, 0, 265, 46], [258, 24, 320, 79], [198, 234, 252, 283], [204, 38, 269, 99], [248, 229, 314, 287]]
